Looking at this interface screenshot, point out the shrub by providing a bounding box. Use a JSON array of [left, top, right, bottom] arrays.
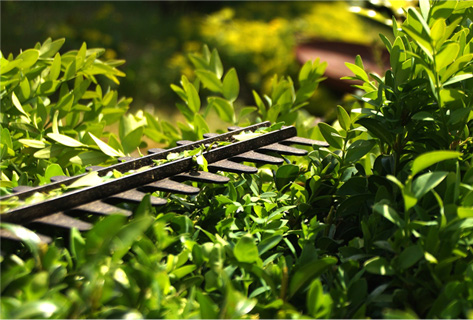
[[1, 1, 473, 319]]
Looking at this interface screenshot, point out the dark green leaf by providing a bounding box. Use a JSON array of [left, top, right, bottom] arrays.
[[288, 257, 337, 298]]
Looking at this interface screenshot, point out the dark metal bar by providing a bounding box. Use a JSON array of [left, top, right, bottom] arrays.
[[281, 136, 328, 147], [1, 122, 271, 202], [231, 150, 284, 165], [29, 212, 92, 231], [258, 143, 308, 156], [1, 124, 296, 223], [141, 179, 200, 195], [208, 160, 258, 174], [173, 171, 230, 184]]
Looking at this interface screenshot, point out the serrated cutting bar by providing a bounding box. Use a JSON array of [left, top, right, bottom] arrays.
[[0, 122, 328, 243]]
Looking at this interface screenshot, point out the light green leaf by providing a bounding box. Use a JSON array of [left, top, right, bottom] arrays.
[[223, 68, 239, 102], [442, 54, 473, 82], [89, 132, 124, 157], [11, 92, 30, 119], [49, 53, 62, 81], [209, 97, 234, 123], [39, 38, 65, 58], [47, 133, 85, 148], [337, 105, 351, 131], [70, 151, 110, 166], [209, 48, 223, 79], [411, 151, 461, 176], [234, 235, 259, 263], [18, 139, 46, 149], [443, 73, 473, 86], [16, 49, 39, 69], [412, 171, 448, 199], [195, 70, 223, 93], [181, 76, 200, 113], [436, 43, 460, 72], [345, 62, 369, 82], [67, 171, 104, 189]]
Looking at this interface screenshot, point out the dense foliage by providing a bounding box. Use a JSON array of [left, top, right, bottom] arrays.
[[1, 1, 473, 319]]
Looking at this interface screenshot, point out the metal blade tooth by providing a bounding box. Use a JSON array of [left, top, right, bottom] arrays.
[[107, 189, 167, 206], [0, 229, 52, 244], [281, 136, 328, 147], [257, 143, 308, 156], [30, 212, 92, 231], [148, 148, 165, 154], [140, 179, 200, 195], [203, 133, 219, 138], [176, 140, 194, 146], [173, 171, 230, 184], [86, 166, 104, 172], [12, 186, 35, 193], [227, 126, 242, 131], [67, 201, 132, 217], [118, 156, 136, 162], [231, 150, 284, 165], [208, 160, 258, 174], [50, 175, 70, 182]]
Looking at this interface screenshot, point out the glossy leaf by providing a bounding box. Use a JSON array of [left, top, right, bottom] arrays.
[[318, 123, 343, 149], [411, 151, 461, 176], [288, 257, 337, 298]]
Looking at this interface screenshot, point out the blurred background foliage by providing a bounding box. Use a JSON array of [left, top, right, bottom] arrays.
[[1, 1, 412, 120]]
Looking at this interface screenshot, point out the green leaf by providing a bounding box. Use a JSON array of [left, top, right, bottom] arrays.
[[67, 171, 104, 189], [16, 49, 39, 69], [47, 133, 85, 148], [275, 164, 299, 191], [374, 203, 405, 228], [39, 38, 65, 58], [411, 151, 461, 176], [412, 171, 448, 199], [442, 54, 473, 82], [209, 48, 223, 79], [44, 164, 65, 180], [443, 73, 473, 86], [345, 62, 369, 82], [196, 291, 219, 319], [208, 97, 234, 123], [337, 105, 351, 131], [18, 139, 46, 149], [398, 245, 424, 270], [436, 43, 460, 72], [121, 127, 144, 155], [69, 151, 110, 166], [258, 234, 283, 255], [181, 76, 201, 113], [195, 70, 223, 93], [234, 234, 259, 263], [222, 68, 239, 102], [288, 257, 337, 298], [356, 118, 394, 147], [11, 92, 30, 119], [89, 132, 124, 157], [318, 123, 344, 149], [345, 140, 376, 163], [364, 256, 394, 275], [0, 223, 42, 261]]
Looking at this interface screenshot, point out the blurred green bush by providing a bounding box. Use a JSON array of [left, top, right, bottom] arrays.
[[1, 1, 388, 118]]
